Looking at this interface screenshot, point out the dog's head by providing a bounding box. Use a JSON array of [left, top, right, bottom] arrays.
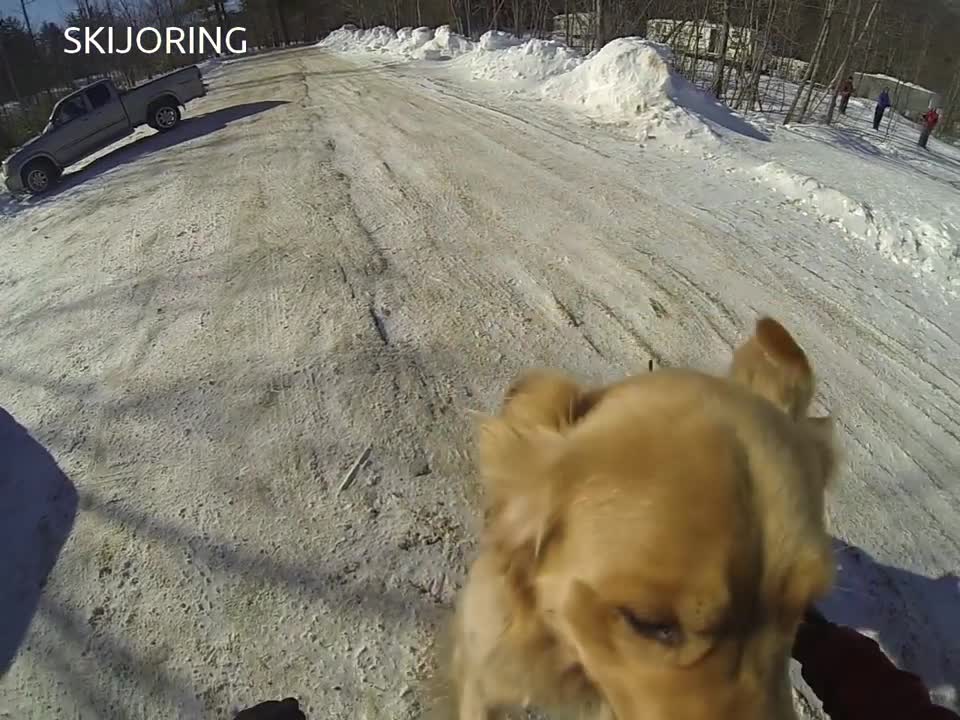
[[476, 318, 836, 720]]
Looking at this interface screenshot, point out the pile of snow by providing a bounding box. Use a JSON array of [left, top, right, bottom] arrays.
[[426, 24, 475, 57], [318, 24, 475, 60], [541, 39, 718, 141], [754, 162, 959, 290], [478, 30, 523, 51], [453, 35, 581, 86]]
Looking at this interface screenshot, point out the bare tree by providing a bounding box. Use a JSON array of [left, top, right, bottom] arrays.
[[711, 0, 731, 99], [595, 0, 605, 49], [733, 0, 777, 111], [825, 0, 881, 124], [0, 29, 20, 105], [784, 0, 835, 124]]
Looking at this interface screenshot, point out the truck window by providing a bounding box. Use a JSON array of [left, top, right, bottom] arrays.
[[85, 83, 112, 109], [53, 96, 88, 126]]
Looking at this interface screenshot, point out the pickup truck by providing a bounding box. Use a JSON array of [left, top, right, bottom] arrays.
[[2, 65, 206, 195]]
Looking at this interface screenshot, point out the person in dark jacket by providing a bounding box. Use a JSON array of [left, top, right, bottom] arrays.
[[793, 607, 959, 720], [839, 76, 855, 115], [873, 88, 892, 130], [919, 107, 940, 148]]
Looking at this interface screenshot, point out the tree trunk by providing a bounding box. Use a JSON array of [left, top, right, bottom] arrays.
[[712, 0, 731, 99], [936, 67, 960, 136], [277, 0, 290, 45], [733, 0, 757, 109], [595, 0, 605, 50], [0, 33, 21, 106], [737, 0, 777, 112], [913, 19, 932, 86], [19, 0, 36, 45], [785, 0, 835, 124]]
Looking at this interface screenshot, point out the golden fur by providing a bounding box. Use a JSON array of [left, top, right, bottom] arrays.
[[446, 317, 838, 720]]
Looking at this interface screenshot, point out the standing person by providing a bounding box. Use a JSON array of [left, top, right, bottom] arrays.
[[919, 107, 940, 148], [839, 75, 855, 115], [873, 88, 891, 130]]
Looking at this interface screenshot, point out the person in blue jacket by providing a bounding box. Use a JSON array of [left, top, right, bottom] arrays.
[[873, 88, 892, 130]]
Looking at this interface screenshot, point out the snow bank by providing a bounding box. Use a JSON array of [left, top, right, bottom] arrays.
[[427, 24, 475, 57], [754, 162, 959, 290], [478, 30, 523, 51], [0, 192, 20, 218], [318, 24, 474, 60], [542, 38, 719, 141], [319, 27, 765, 144], [197, 56, 224, 76], [542, 38, 767, 142], [453, 36, 581, 86]]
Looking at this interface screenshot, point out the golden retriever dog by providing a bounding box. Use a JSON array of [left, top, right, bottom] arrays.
[[447, 317, 838, 720]]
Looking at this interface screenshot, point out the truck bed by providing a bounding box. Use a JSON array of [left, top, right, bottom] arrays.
[[120, 66, 206, 127]]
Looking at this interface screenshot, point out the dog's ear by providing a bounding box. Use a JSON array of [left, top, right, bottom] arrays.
[[476, 371, 602, 562], [499, 369, 599, 431], [476, 418, 567, 561], [728, 317, 814, 419]]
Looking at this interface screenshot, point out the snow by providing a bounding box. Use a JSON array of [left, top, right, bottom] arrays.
[[454, 36, 580, 86], [735, 96, 960, 292], [197, 57, 223, 75], [318, 24, 476, 60], [317, 24, 959, 295], [541, 38, 766, 143], [318, 27, 762, 143], [751, 160, 958, 282], [477, 29, 523, 51], [1, 38, 959, 719]]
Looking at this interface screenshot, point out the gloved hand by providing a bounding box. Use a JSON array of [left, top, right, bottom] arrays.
[[793, 607, 959, 720], [233, 697, 306, 720]]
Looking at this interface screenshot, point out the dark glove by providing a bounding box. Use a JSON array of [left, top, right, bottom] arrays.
[[793, 608, 959, 720], [233, 697, 305, 720]]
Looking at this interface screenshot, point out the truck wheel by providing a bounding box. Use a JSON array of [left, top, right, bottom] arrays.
[[22, 158, 60, 195], [150, 101, 181, 132]]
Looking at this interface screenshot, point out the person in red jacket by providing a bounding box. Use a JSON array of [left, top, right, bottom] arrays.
[[793, 606, 959, 720], [919, 107, 940, 149], [839, 76, 855, 115]]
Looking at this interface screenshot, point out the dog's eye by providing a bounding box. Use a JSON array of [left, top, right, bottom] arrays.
[[618, 607, 684, 648]]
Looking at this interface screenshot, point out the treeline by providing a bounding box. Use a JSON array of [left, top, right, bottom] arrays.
[[2, 0, 960, 158]]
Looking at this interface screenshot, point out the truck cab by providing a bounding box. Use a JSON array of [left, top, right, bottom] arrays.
[[44, 80, 134, 167]]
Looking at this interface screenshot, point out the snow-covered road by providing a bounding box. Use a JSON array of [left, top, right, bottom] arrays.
[[1, 46, 957, 718]]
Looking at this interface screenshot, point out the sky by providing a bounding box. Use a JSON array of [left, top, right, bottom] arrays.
[[1, 0, 69, 26]]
